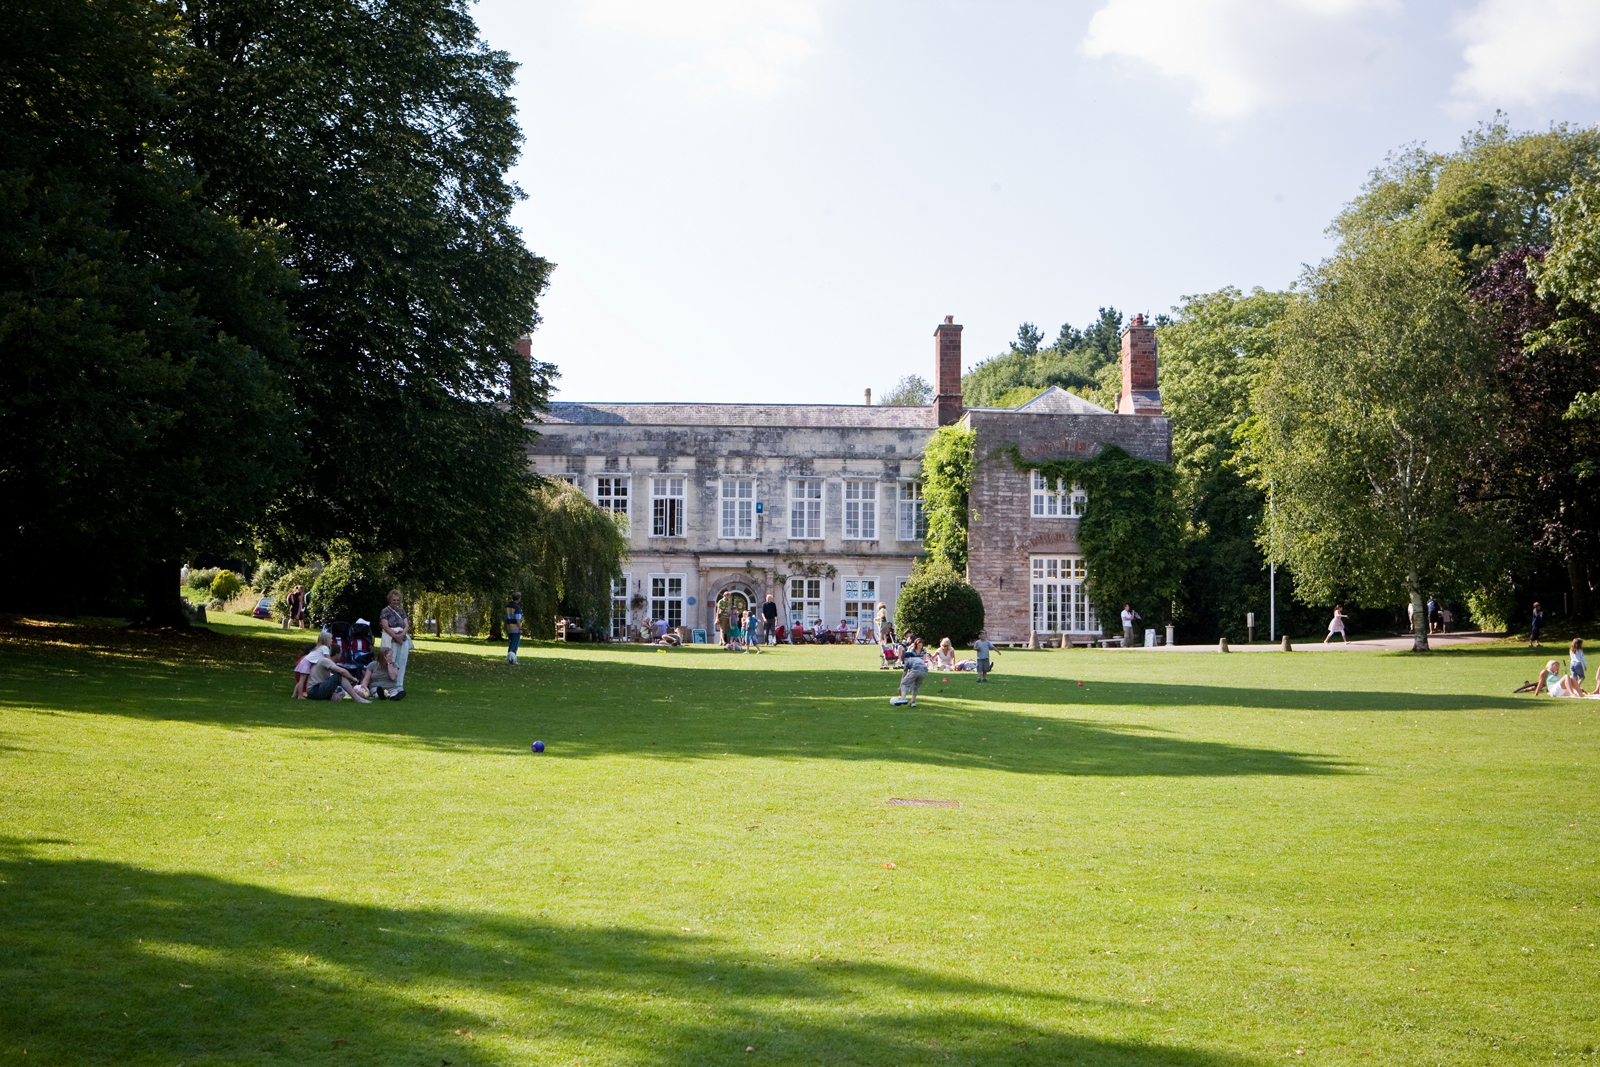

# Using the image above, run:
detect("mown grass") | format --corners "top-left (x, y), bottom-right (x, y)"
top-left (1, 615), bottom-right (1595, 1066)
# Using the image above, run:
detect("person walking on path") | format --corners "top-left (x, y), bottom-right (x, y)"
top-left (286, 584), bottom-right (306, 630)
top-left (1529, 602), bottom-right (1545, 647)
top-left (381, 589), bottom-right (411, 700)
top-left (973, 630), bottom-right (999, 682)
top-left (1427, 596), bottom-right (1440, 633)
top-left (762, 594), bottom-right (778, 646)
top-left (1324, 605), bottom-right (1348, 643)
top-left (1120, 605), bottom-right (1140, 648)
top-left (504, 592), bottom-right (523, 665)
top-left (890, 637), bottom-right (929, 706)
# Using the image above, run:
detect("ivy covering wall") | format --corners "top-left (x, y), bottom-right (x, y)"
top-left (919, 425), bottom-right (977, 570)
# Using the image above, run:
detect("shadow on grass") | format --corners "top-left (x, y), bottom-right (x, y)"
top-left (0, 620), bottom-right (1420, 778)
top-left (0, 843), bottom-right (1260, 1067)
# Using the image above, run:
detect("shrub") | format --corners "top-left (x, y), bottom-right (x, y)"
top-left (209, 570), bottom-right (244, 602)
top-left (1466, 575), bottom-right (1517, 633)
top-left (251, 559), bottom-right (288, 593)
top-left (186, 566), bottom-right (219, 592)
top-left (307, 548), bottom-right (391, 627)
top-left (895, 557), bottom-right (985, 646)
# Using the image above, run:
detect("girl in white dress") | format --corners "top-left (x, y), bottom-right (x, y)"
top-left (1324, 605), bottom-right (1348, 644)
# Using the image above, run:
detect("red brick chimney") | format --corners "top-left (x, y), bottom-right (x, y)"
top-left (515, 334), bottom-right (533, 364)
top-left (933, 315), bottom-right (963, 425)
top-left (1116, 313), bottom-right (1162, 415)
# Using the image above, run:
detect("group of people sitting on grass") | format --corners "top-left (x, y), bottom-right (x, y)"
top-left (1534, 639), bottom-right (1592, 698)
top-left (290, 589), bottom-right (412, 702)
top-left (886, 631), bottom-right (1000, 707)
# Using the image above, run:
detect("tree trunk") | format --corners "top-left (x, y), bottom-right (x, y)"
top-left (1569, 556), bottom-right (1592, 621)
top-left (489, 598), bottom-right (503, 641)
top-left (133, 558), bottom-right (190, 629)
top-left (1408, 574), bottom-right (1429, 652)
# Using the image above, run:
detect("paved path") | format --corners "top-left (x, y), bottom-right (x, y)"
top-left (1109, 632), bottom-right (1502, 653)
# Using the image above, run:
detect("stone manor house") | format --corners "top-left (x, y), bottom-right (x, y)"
top-left (525, 316), bottom-right (1171, 644)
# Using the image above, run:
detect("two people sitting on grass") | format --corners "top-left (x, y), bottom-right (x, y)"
top-left (293, 634), bottom-right (371, 703)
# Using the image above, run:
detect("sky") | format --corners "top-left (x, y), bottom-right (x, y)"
top-left (470, 0), bottom-right (1600, 404)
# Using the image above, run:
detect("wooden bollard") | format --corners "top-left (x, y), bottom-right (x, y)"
top-left (1280, 634), bottom-right (1293, 652)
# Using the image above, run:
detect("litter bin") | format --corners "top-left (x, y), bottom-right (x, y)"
top-left (1144, 628), bottom-right (1157, 647)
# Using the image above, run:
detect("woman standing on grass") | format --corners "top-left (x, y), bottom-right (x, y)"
top-left (380, 589), bottom-right (410, 700)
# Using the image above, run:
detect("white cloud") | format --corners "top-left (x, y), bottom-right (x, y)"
top-left (1082, 0), bottom-right (1398, 118)
top-left (581, 0), bottom-right (821, 96)
top-left (1452, 0), bottom-right (1600, 108)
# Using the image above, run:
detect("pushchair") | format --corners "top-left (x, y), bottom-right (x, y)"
top-left (879, 644), bottom-right (901, 669)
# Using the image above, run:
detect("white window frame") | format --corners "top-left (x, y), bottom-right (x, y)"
top-left (1031, 471), bottom-right (1086, 518)
top-left (843, 480), bottom-right (878, 541)
top-left (651, 477), bottom-right (685, 538)
top-left (1030, 555), bottom-right (1097, 634)
top-left (841, 577), bottom-right (879, 632)
top-left (720, 478), bottom-right (755, 539)
top-left (649, 573), bottom-right (685, 630)
top-left (610, 574), bottom-right (630, 639)
top-left (787, 576), bottom-right (824, 631)
top-left (897, 481), bottom-right (927, 541)
top-left (595, 476), bottom-right (629, 521)
top-left (789, 478), bottom-right (823, 540)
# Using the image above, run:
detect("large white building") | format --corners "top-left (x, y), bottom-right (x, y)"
top-left (525, 316), bottom-right (1169, 643)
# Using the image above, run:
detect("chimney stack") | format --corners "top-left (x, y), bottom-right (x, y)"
top-left (515, 334), bottom-right (533, 364)
top-left (864, 388), bottom-right (872, 406)
top-left (933, 315), bottom-right (963, 425)
top-left (1116, 313), bottom-right (1162, 415)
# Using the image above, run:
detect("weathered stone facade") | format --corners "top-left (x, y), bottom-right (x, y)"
top-left (527, 316), bottom-right (1171, 643)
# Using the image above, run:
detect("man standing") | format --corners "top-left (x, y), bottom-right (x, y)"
top-left (1121, 604), bottom-right (1140, 648)
top-left (761, 593), bottom-right (778, 646)
top-left (716, 592), bottom-right (733, 649)
top-left (505, 592), bottom-right (523, 665)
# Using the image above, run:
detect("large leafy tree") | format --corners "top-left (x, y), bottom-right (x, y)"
top-left (0, 0), bottom-right (299, 623)
top-left (1249, 226), bottom-right (1505, 651)
top-left (1468, 246), bottom-right (1600, 618)
top-left (173, 0), bottom-right (554, 595)
top-left (1159, 288), bottom-right (1291, 641)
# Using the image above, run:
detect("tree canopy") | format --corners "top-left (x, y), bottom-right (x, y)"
top-left (1248, 224), bottom-right (1504, 650)
top-left (881, 374), bottom-right (932, 407)
top-left (0, 0), bottom-right (558, 622)
top-left (962, 307), bottom-right (1125, 408)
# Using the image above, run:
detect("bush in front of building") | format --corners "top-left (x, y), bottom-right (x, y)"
top-left (896, 557), bottom-right (984, 646)
top-left (307, 545), bottom-right (392, 628)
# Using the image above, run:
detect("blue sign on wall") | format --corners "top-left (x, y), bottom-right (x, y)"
top-left (686, 597), bottom-right (696, 606)
top-left (755, 501), bottom-right (764, 513)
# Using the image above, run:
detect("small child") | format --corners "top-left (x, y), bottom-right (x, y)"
top-left (973, 630), bottom-right (999, 682)
top-left (1571, 638), bottom-right (1587, 693)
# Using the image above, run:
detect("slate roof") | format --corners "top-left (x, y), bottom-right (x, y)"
top-left (541, 402), bottom-right (940, 429)
top-left (967, 386), bottom-right (1111, 416)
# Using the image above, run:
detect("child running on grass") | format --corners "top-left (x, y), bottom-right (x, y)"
top-left (973, 630), bottom-right (999, 682)
top-left (1571, 639), bottom-right (1587, 691)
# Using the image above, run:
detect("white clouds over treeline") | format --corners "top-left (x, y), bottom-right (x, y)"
top-left (1081, 0), bottom-right (1600, 117)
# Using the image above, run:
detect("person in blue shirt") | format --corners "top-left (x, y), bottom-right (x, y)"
top-left (505, 592), bottom-right (524, 665)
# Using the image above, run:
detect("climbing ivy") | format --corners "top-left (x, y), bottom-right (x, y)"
top-left (998, 444), bottom-right (1184, 623)
top-left (919, 424), bottom-right (977, 571)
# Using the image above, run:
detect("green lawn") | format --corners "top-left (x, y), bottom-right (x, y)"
top-left (1, 615), bottom-right (1594, 1066)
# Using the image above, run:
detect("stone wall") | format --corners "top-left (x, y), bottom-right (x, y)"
top-left (964, 408), bottom-right (1171, 644)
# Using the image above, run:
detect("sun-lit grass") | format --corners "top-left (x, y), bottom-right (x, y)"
top-left (1, 613), bottom-right (1595, 1066)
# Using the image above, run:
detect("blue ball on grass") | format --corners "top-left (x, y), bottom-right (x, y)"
top-left (531, 740), bottom-right (545, 753)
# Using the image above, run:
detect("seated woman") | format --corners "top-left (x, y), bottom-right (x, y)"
top-left (1541, 660), bottom-right (1586, 697)
top-left (931, 637), bottom-right (957, 671)
top-left (366, 645), bottom-right (400, 699)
